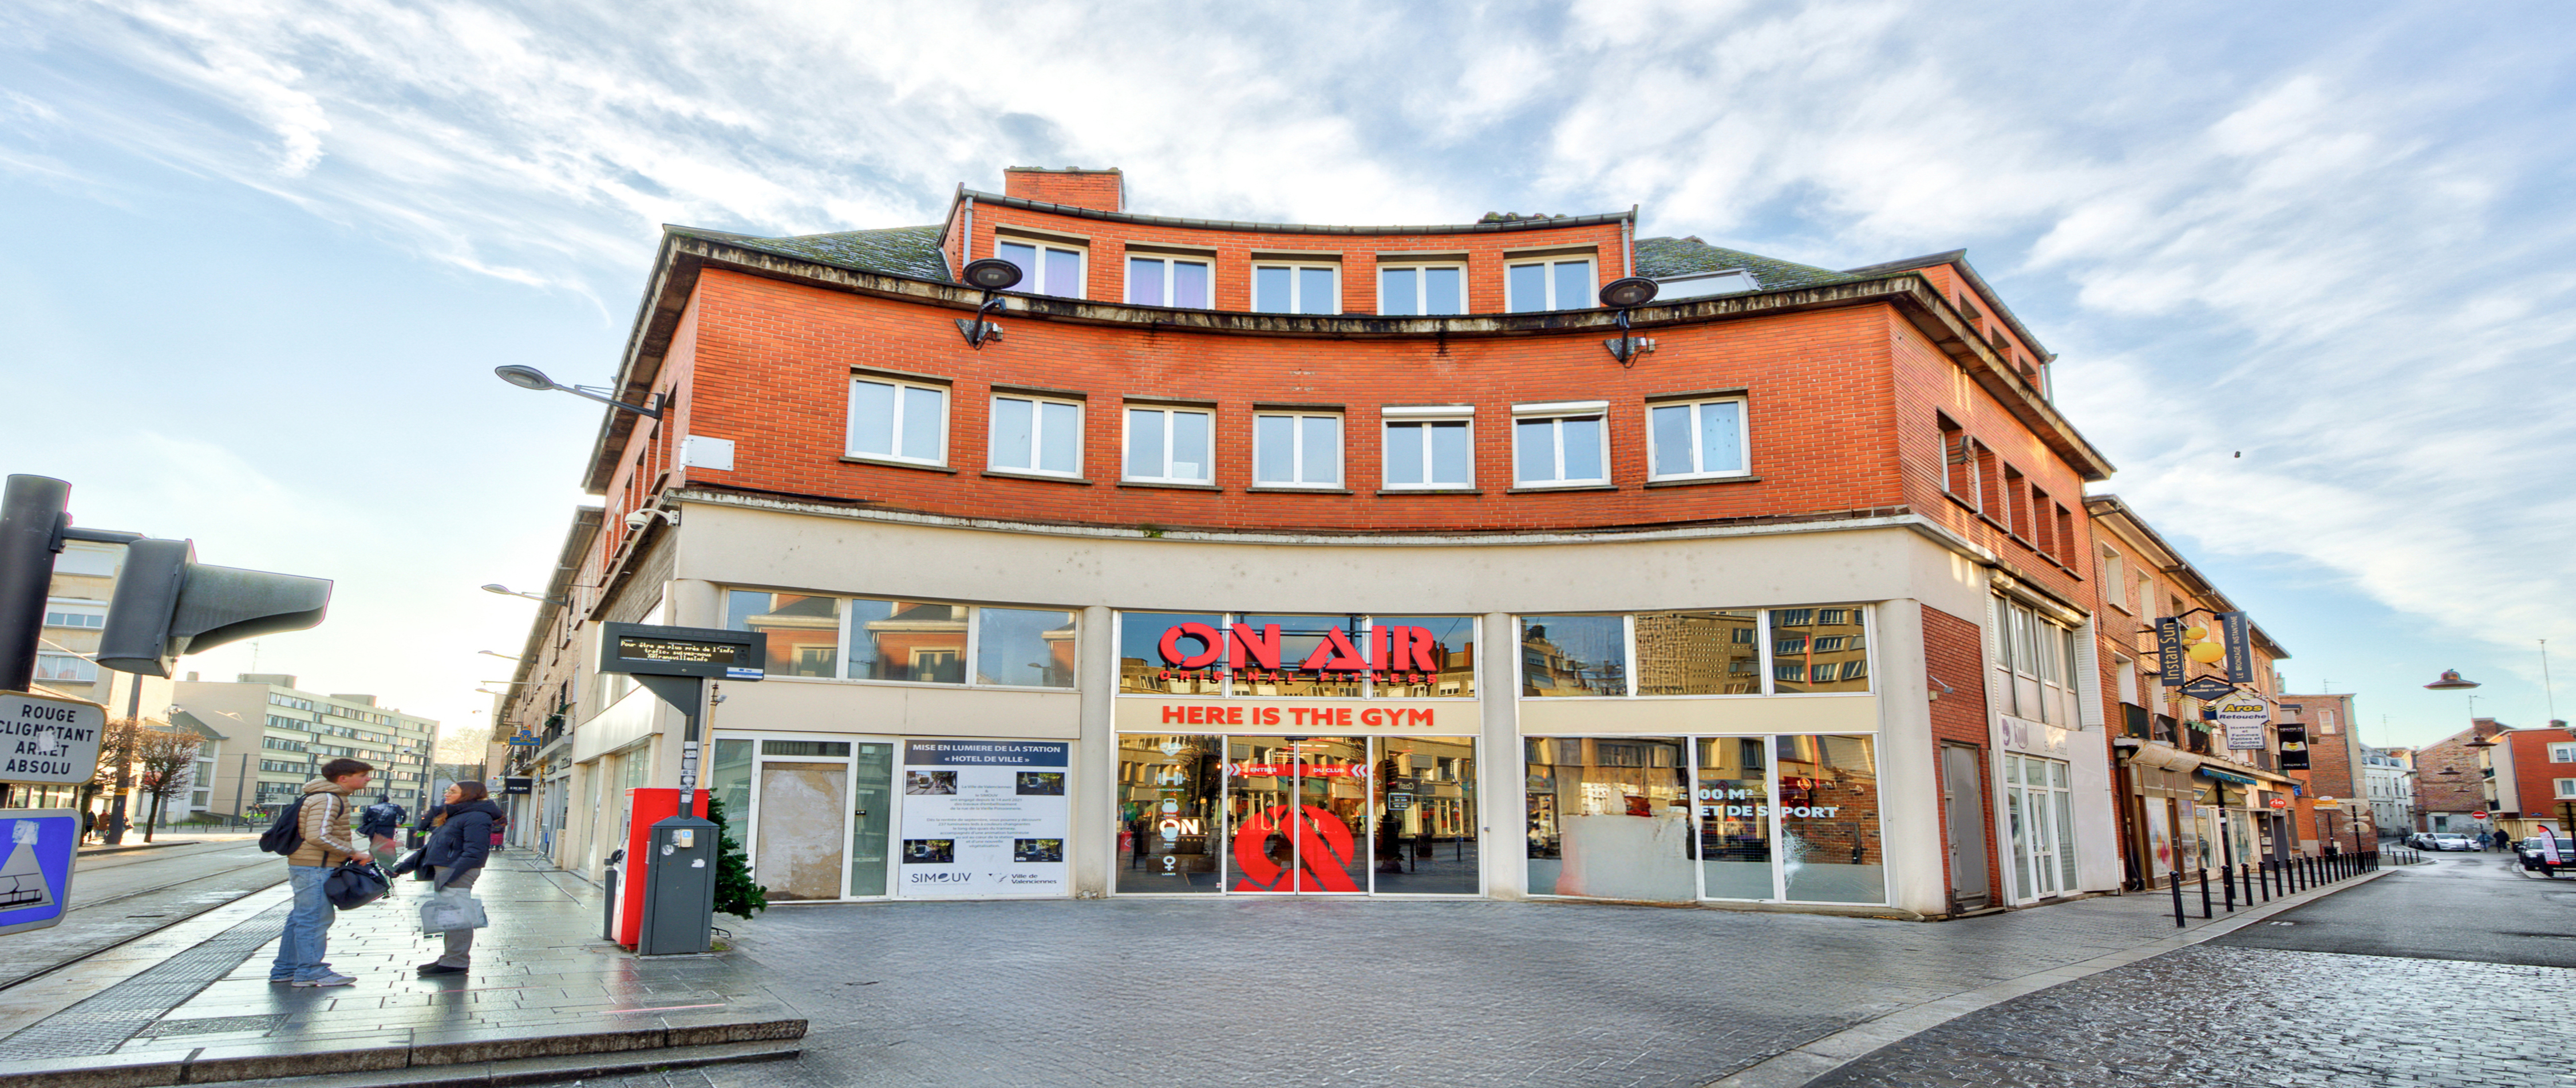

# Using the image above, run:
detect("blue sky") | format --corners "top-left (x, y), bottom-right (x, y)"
top-left (3, 1), bottom-right (2570, 748)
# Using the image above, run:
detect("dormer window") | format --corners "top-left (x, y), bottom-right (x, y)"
top-left (997, 239), bottom-right (1085, 298)
top-left (1653, 270), bottom-right (1757, 301)
top-left (1506, 257), bottom-right (1594, 313)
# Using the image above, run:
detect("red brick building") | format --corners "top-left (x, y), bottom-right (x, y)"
top-left (497, 167), bottom-right (2124, 916)
top-left (2484, 721), bottom-right (2576, 839)
top-left (2415, 718), bottom-right (2513, 834)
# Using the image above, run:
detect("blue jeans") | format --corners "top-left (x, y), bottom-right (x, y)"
top-left (269, 865), bottom-right (337, 981)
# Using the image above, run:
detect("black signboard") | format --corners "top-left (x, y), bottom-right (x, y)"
top-left (598, 622), bottom-right (764, 680)
top-left (2178, 676), bottom-right (2236, 701)
top-left (502, 777), bottom-right (533, 795)
top-left (2277, 723), bottom-right (2310, 771)
top-left (2219, 610), bottom-right (2253, 684)
top-left (2156, 618), bottom-right (2184, 687)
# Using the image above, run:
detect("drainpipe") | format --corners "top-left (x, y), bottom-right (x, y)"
top-left (1621, 207), bottom-right (1634, 278)
top-left (961, 195), bottom-right (976, 271)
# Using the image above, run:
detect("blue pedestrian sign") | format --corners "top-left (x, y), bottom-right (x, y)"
top-left (0, 809), bottom-right (77, 936)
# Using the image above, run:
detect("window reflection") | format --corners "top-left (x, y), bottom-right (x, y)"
top-left (1119, 612), bottom-right (1227, 695)
top-left (847, 598), bottom-right (967, 683)
top-left (1373, 737), bottom-right (1478, 893)
top-left (1696, 736), bottom-right (1772, 898)
top-left (1776, 735), bottom-right (1883, 902)
top-left (1637, 610), bottom-right (1760, 695)
top-left (1770, 607), bottom-right (1870, 693)
top-left (1116, 735), bottom-right (1222, 893)
top-left (1235, 616), bottom-right (1365, 698)
top-left (975, 608), bottom-right (1077, 688)
top-left (724, 591), bottom-right (842, 678)
top-left (1366, 616), bottom-right (1477, 699)
top-left (1520, 616), bottom-right (1626, 696)
top-left (1525, 736), bottom-right (1693, 901)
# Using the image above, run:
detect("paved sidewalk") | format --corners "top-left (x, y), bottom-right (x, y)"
top-left (0, 850), bottom-right (800, 1084)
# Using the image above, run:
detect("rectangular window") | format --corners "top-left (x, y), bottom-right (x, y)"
top-left (1125, 255), bottom-right (1210, 308)
top-left (1976, 443), bottom-right (2004, 519)
top-left (2001, 466), bottom-right (2029, 538)
top-left (1124, 406), bottom-right (1214, 483)
top-left (2557, 779), bottom-right (2576, 798)
top-left (35, 652), bottom-right (94, 682)
top-left (1253, 412), bottom-right (1342, 487)
top-left (975, 608), bottom-right (1077, 688)
top-left (1520, 616), bottom-right (1627, 697)
top-left (990, 395), bottom-right (1082, 477)
top-left (2029, 484), bottom-right (2054, 554)
top-left (1506, 257), bottom-right (1594, 312)
top-left (1776, 735), bottom-right (1884, 903)
top-left (1382, 407), bottom-right (1473, 490)
top-left (997, 239), bottom-right (1085, 298)
top-left (2101, 550), bottom-right (2127, 610)
top-left (1938, 415), bottom-right (1977, 504)
top-left (1647, 398), bottom-right (1748, 480)
top-left (1528, 736), bottom-right (1692, 901)
top-left (723, 591), bottom-right (843, 679)
top-left (846, 598), bottom-right (968, 684)
top-left (1634, 610), bottom-right (1760, 695)
top-left (1771, 606), bottom-right (1871, 693)
top-left (43, 600), bottom-right (106, 628)
top-left (1378, 265), bottom-right (1464, 316)
top-left (1512, 402), bottom-right (1609, 487)
top-left (2550, 743), bottom-right (2576, 763)
top-left (1253, 263), bottom-right (1338, 315)
top-left (1655, 270), bottom-right (1756, 300)
top-left (848, 376), bottom-right (947, 465)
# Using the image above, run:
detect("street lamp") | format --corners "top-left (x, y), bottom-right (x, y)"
top-left (956, 258), bottom-right (1024, 349)
top-left (480, 584), bottom-right (566, 606)
top-left (492, 365), bottom-right (663, 419)
top-left (1598, 277), bottom-right (1660, 365)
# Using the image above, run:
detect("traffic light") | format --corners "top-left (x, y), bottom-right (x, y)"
top-left (93, 538), bottom-right (333, 677)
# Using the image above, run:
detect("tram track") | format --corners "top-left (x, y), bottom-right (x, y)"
top-left (0, 845), bottom-right (287, 994)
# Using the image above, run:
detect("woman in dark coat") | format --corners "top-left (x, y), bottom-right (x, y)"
top-left (417, 782), bottom-right (504, 976)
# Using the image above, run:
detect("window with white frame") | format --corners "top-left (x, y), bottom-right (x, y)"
top-left (1378, 263), bottom-right (1465, 316)
top-left (989, 394), bottom-right (1082, 477)
top-left (1382, 406), bottom-right (1474, 490)
top-left (35, 652), bottom-right (94, 683)
top-left (996, 238), bottom-right (1085, 298)
top-left (44, 600), bottom-right (106, 628)
top-left (1252, 262), bottom-right (1339, 315)
top-left (1992, 597), bottom-right (2076, 726)
top-left (1512, 401), bottom-right (1609, 487)
top-left (1646, 397), bottom-right (1748, 480)
top-left (1253, 411), bottom-right (1341, 488)
top-left (1506, 256), bottom-right (1595, 313)
top-left (847, 375), bottom-right (947, 465)
top-left (2556, 778), bottom-right (2576, 798)
top-left (2551, 742), bottom-right (2576, 763)
top-left (1125, 254), bottom-right (1211, 308)
top-left (2100, 549), bottom-right (2127, 611)
top-left (1124, 405), bottom-right (1214, 484)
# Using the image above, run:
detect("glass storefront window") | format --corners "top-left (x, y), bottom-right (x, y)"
top-left (976, 607), bottom-right (1077, 688)
top-left (1373, 737), bottom-right (1479, 893)
top-left (1777, 735), bottom-right (1883, 902)
top-left (1366, 616), bottom-right (1477, 699)
top-left (710, 739), bottom-right (753, 819)
top-left (1526, 736), bottom-right (1693, 901)
top-left (1119, 612), bottom-right (1227, 695)
top-left (724, 591), bottom-right (843, 678)
top-left (1770, 607), bottom-right (1870, 693)
top-left (850, 743), bottom-right (892, 896)
top-left (848, 598), bottom-right (969, 683)
top-left (1237, 616), bottom-right (1365, 697)
top-left (1227, 736), bottom-right (1370, 892)
top-left (1117, 735), bottom-right (1223, 892)
top-left (1637, 610), bottom-right (1761, 695)
top-left (1520, 616), bottom-right (1627, 697)
top-left (1695, 736), bottom-right (1772, 898)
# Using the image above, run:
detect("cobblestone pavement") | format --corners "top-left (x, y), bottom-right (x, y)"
top-left (1803, 944), bottom-right (2576, 1088)
top-left (1809, 855), bottom-right (2576, 1088)
top-left (563, 885), bottom-right (2316, 1088)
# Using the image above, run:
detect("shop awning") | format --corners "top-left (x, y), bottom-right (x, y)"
top-left (2198, 766), bottom-right (2261, 786)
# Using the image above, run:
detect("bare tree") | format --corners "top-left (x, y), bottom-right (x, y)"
top-left (134, 728), bottom-right (206, 842)
top-left (89, 718), bottom-right (142, 843)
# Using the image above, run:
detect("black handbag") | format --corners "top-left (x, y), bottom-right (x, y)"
top-left (324, 860), bottom-right (390, 909)
top-left (389, 845), bottom-right (425, 875)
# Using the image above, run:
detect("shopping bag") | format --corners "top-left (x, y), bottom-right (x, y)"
top-left (418, 888), bottom-right (490, 934)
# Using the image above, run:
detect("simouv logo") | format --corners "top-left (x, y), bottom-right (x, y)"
top-left (908, 872), bottom-right (975, 884)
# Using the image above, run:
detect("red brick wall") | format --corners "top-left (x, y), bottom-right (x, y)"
top-left (673, 267), bottom-right (1909, 534)
top-left (1892, 312), bottom-right (2092, 606)
top-left (1924, 604), bottom-right (2002, 908)
top-left (1003, 168), bottom-right (1123, 212)
top-left (2507, 726), bottom-right (2575, 819)
top-left (2414, 719), bottom-right (2510, 828)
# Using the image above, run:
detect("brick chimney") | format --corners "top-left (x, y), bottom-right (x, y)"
top-left (1002, 167), bottom-right (1124, 212)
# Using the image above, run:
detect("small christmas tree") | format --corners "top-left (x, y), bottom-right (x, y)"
top-left (705, 796), bottom-right (768, 920)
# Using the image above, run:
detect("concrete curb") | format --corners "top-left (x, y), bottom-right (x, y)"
top-left (1704, 868), bottom-right (2395, 1088)
top-left (0, 1018), bottom-right (807, 1088)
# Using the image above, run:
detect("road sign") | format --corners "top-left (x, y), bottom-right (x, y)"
top-left (2178, 676), bottom-right (2236, 701)
top-left (0, 809), bottom-right (78, 936)
top-left (2269, 798), bottom-right (2289, 810)
top-left (2471, 811), bottom-right (2488, 820)
top-left (2215, 693), bottom-right (2270, 750)
top-left (0, 691), bottom-right (105, 786)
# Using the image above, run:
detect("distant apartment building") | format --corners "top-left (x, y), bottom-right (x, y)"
top-left (172, 675), bottom-right (438, 815)
top-left (2361, 746), bottom-right (2415, 840)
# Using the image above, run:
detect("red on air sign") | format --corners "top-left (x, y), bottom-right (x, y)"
top-left (1159, 622), bottom-right (1444, 673)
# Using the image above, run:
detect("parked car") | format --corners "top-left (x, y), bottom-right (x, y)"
top-left (2405, 832), bottom-right (2436, 849)
top-left (2514, 837), bottom-right (2567, 873)
top-left (2428, 833), bottom-right (2479, 851)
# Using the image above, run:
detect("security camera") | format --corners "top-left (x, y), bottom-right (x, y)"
top-left (625, 508), bottom-right (678, 530)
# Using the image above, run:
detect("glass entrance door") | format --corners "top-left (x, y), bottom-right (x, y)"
top-left (1226, 736), bottom-right (1369, 894)
top-left (2005, 754), bottom-right (2073, 902)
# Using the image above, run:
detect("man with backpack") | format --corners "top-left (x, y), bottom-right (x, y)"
top-left (262, 758), bottom-right (375, 987)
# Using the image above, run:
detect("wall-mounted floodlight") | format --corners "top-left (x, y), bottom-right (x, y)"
top-left (957, 258), bottom-right (1024, 349)
top-left (480, 583), bottom-right (567, 606)
top-left (1599, 277), bottom-right (1660, 365)
top-left (492, 365), bottom-right (663, 419)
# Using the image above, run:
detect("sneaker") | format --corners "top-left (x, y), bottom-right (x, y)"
top-left (293, 973), bottom-right (358, 987)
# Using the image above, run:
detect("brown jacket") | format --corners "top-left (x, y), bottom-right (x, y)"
top-left (286, 779), bottom-right (367, 866)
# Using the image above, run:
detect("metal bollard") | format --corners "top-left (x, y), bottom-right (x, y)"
top-left (2225, 864), bottom-right (2237, 912)
top-left (2171, 871), bottom-right (2185, 928)
top-left (2199, 867), bottom-right (2212, 919)
top-left (2259, 861), bottom-right (2271, 902)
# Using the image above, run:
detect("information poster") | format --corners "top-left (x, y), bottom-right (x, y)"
top-left (897, 740), bottom-right (1069, 897)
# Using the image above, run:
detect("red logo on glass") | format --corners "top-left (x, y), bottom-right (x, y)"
top-left (1230, 803), bottom-right (1360, 892)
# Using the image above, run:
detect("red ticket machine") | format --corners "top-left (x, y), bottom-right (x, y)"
top-left (613, 787), bottom-right (709, 948)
